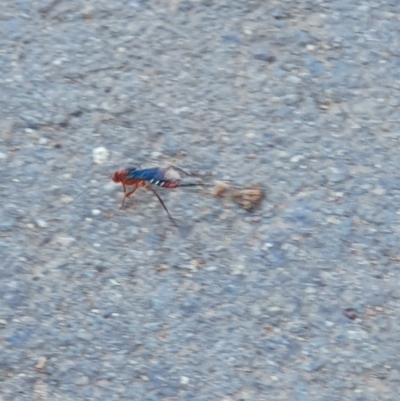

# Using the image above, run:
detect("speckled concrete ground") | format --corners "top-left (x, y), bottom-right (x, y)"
top-left (1, 1), bottom-right (400, 400)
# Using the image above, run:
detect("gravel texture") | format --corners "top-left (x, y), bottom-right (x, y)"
top-left (1, 0), bottom-right (400, 400)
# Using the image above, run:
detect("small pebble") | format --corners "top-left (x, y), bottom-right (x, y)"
top-left (304, 287), bottom-right (316, 294)
top-left (75, 375), bottom-right (89, 386)
top-left (0, 152), bottom-right (8, 160)
top-left (55, 235), bottom-right (75, 246)
top-left (290, 155), bottom-right (305, 163)
top-left (326, 217), bottom-right (340, 225)
top-left (180, 376), bottom-right (190, 385)
top-left (372, 186), bottom-right (386, 196)
top-left (38, 137), bottom-right (49, 145)
top-left (348, 329), bottom-right (369, 340)
top-left (91, 209), bottom-right (101, 216)
top-left (286, 75), bottom-right (301, 84)
top-left (35, 356), bottom-right (47, 370)
top-left (92, 146), bottom-right (110, 164)
top-left (254, 53), bottom-right (276, 62)
top-left (344, 308), bottom-right (358, 320)
top-left (61, 195), bottom-right (74, 204)
top-left (326, 167), bottom-right (348, 183)
top-left (151, 151), bottom-right (162, 159)
top-left (268, 306), bottom-right (281, 313)
top-left (35, 219), bottom-right (48, 228)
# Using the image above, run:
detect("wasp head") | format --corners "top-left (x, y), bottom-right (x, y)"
top-left (110, 169), bottom-right (128, 183)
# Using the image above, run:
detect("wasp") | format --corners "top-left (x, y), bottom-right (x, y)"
top-left (111, 166), bottom-right (202, 225)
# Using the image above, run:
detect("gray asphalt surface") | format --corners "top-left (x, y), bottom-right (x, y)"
top-left (1, 0), bottom-right (400, 400)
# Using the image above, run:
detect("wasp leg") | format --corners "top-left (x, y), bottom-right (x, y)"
top-left (121, 184), bottom-right (138, 208)
top-left (164, 165), bottom-right (192, 177)
top-left (146, 185), bottom-right (178, 226)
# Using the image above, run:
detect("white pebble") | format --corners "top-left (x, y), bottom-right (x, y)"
top-left (151, 151), bottom-right (162, 159)
top-left (56, 235), bottom-right (75, 246)
top-left (91, 209), bottom-right (101, 216)
top-left (36, 219), bottom-right (48, 228)
top-left (61, 195), bottom-right (74, 204)
top-left (286, 75), bottom-right (301, 84)
top-left (262, 243), bottom-right (274, 250)
top-left (305, 286), bottom-right (316, 294)
top-left (372, 186), bottom-right (386, 196)
top-left (326, 217), bottom-right (341, 225)
top-left (348, 329), bottom-right (369, 340)
top-left (0, 152), bottom-right (7, 160)
top-left (290, 155), bottom-right (305, 163)
top-left (38, 137), bottom-right (49, 145)
top-left (268, 306), bottom-right (281, 313)
top-left (180, 376), bottom-right (190, 385)
top-left (92, 146), bottom-right (110, 165)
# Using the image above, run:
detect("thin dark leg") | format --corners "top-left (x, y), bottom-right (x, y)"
top-left (165, 165), bottom-right (192, 177)
top-left (147, 185), bottom-right (178, 226)
top-left (165, 165), bottom-right (211, 181)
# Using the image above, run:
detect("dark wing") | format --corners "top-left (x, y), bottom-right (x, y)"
top-left (125, 167), bottom-right (165, 181)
